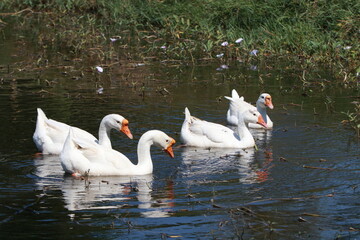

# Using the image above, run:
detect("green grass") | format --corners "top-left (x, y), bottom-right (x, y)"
top-left (0, 0), bottom-right (359, 73)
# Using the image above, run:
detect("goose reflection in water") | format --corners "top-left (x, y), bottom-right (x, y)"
top-left (180, 145), bottom-right (273, 184)
top-left (250, 127), bottom-right (272, 144)
top-left (33, 155), bottom-right (175, 218)
top-left (219, 124), bottom-right (274, 182)
top-left (33, 155), bottom-right (64, 188)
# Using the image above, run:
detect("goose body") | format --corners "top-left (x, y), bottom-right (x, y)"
top-left (60, 129), bottom-right (175, 176)
top-left (225, 90), bottom-right (274, 129)
top-left (180, 107), bottom-right (266, 149)
top-left (33, 108), bottom-right (133, 155)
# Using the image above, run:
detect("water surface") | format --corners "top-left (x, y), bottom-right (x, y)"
top-left (0, 27), bottom-right (359, 239)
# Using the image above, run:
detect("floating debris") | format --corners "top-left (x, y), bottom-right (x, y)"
top-left (96, 87), bottom-right (104, 94)
top-left (303, 165), bottom-right (334, 171)
top-left (161, 233), bottom-right (182, 239)
top-left (96, 66), bottom-right (104, 73)
top-left (135, 63), bottom-right (145, 67)
top-left (216, 53), bottom-right (224, 58)
top-left (157, 87), bottom-right (171, 96)
top-left (235, 38), bottom-right (244, 44)
top-left (110, 36), bottom-right (121, 42)
top-left (186, 194), bottom-right (195, 198)
top-left (212, 203), bottom-right (222, 208)
top-left (220, 64), bottom-right (229, 69)
top-left (302, 213), bottom-right (324, 218)
top-left (250, 49), bottom-right (259, 56)
top-left (349, 227), bottom-right (360, 231)
top-left (221, 41), bottom-right (229, 47)
top-left (250, 65), bottom-right (258, 71)
top-left (297, 217), bottom-right (308, 222)
top-left (216, 64), bottom-right (229, 71)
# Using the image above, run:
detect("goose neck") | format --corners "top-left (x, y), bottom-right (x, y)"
top-left (136, 133), bottom-right (154, 172)
top-left (98, 120), bottom-right (112, 149)
top-left (236, 118), bottom-right (251, 140)
top-left (257, 104), bottom-right (268, 124)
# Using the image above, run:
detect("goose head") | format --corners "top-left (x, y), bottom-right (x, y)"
top-left (257, 93), bottom-right (274, 109)
top-left (242, 108), bottom-right (268, 128)
top-left (103, 114), bottom-right (133, 139)
top-left (151, 130), bottom-right (176, 158)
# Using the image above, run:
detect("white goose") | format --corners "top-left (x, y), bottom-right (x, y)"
top-left (33, 108), bottom-right (133, 155)
top-left (225, 89), bottom-right (274, 129)
top-left (60, 129), bottom-right (176, 176)
top-left (180, 107), bottom-right (267, 149)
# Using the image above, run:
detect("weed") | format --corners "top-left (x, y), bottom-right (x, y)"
top-left (342, 102), bottom-right (360, 137)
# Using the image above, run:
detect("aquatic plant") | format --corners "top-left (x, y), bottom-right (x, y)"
top-left (342, 102), bottom-right (360, 137)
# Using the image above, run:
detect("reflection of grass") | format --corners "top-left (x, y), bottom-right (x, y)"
top-left (342, 102), bottom-right (360, 137)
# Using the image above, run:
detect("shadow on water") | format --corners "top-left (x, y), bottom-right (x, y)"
top-left (0, 25), bottom-right (359, 239)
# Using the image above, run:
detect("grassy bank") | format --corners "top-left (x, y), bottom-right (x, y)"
top-left (1, 1), bottom-right (359, 64)
top-left (0, 1), bottom-right (359, 85)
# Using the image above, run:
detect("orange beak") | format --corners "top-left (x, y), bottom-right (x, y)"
top-left (164, 138), bottom-right (176, 158)
top-left (121, 119), bottom-right (133, 139)
top-left (257, 115), bottom-right (268, 128)
top-left (265, 97), bottom-right (274, 109)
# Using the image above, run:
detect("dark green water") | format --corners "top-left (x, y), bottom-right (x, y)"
top-left (0, 26), bottom-right (359, 239)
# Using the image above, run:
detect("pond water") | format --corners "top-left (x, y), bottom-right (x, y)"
top-left (0, 26), bottom-right (359, 239)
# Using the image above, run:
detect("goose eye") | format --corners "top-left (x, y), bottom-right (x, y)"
top-left (166, 139), bottom-right (169, 142)
top-left (116, 120), bottom-right (120, 124)
top-left (261, 96), bottom-right (265, 99)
